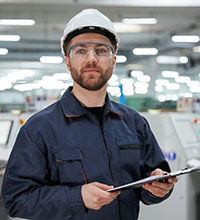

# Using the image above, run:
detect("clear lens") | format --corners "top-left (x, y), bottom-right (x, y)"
top-left (69, 42), bottom-right (113, 59)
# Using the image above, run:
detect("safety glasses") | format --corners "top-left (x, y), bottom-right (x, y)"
top-left (68, 41), bottom-right (114, 59)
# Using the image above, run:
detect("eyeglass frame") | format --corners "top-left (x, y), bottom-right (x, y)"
top-left (67, 41), bottom-right (114, 59)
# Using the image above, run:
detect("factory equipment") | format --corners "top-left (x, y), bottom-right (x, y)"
top-left (139, 112), bottom-right (200, 220)
top-left (0, 113), bottom-right (32, 220)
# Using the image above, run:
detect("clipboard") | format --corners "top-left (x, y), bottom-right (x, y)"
top-left (107, 164), bottom-right (200, 192)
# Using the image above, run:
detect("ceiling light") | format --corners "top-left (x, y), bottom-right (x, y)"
top-left (193, 45), bottom-right (200, 53)
top-left (116, 55), bottom-right (127, 63)
top-left (155, 85), bottom-right (163, 92)
top-left (175, 76), bottom-right (190, 83)
top-left (190, 86), bottom-right (200, 93)
top-left (158, 95), bottom-right (166, 102)
top-left (184, 92), bottom-right (193, 98)
top-left (107, 86), bottom-right (121, 97)
top-left (137, 75), bottom-right (151, 82)
top-left (187, 80), bottom-right (200, 87)
top-left (123, 84), bottom-right (134, 96)
top-left (53, 73), bottom-right (71, 81)
top-left (179, 56), bottom-right (188, 64)
top-left (155, 79), bottom-right (169, 86)
top-left (113, 22), bottom-right (142, 33)
top-left (131, 70), bottom-right (144, 78)
top-left (0, 48), bottom-right (8, 55)
top-left (161, 71), bottom-right (179, 78)
top-left (135, 82), bottom-right (149, 88)
top-left (0, 19), bottom-right (35, 26)
top-left (120, 78), bottom-right (134, 85)
top-left (156, 55), bottom-right (188, 64)
top-left (171, 35), bottom-right (200, 43)
top-left (135, 87), bottom-right (148, 94)
top-left (122, 18), bottom-right (157, 24)
top-left (166, 83), bottom-right (180, 90)
top-left (40, 56), bottom-right (63, 64)
top-left (0, 35), bottom-right (20, 41)
top-left (133, 48), bottom-right (158, 55)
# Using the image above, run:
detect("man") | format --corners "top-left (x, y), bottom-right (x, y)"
top-left (1, 9), bottom-right (177, 220)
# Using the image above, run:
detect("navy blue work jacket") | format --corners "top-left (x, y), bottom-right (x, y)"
top-left (1, 87), bottom-right (171, 220)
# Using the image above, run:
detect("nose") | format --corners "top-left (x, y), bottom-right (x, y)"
top-left (86, 49), bottom-right (97, 63)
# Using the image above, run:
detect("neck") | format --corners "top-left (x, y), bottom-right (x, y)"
top-left (71, 83), bottom-right (107, 107)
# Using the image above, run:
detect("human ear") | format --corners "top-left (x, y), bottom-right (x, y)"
top-left (64, 56), bottom-right (71, 72)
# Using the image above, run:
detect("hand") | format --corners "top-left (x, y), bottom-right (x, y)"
top-left (142, 168), bottom-right (178, 197)
top-left (81, 182), bottom-right (120, 210)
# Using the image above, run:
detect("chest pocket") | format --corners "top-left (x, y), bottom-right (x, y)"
top-left (53, 148), bottom-right (87, 186)
top-left (116, 135), bottom-right (144, 182)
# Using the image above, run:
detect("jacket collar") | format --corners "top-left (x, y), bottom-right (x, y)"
top-left (61, 86), bottom-right (122, 118)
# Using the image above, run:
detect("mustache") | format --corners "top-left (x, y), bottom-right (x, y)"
top-left (80, 64), bottom-right (103, 73)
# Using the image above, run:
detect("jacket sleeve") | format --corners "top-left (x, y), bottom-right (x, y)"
top-left (137, 116), bottom-right (173, 205)
top-left (1, 126), bottom-right (87, 220)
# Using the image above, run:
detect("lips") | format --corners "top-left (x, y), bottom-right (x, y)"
top-left (82, 68), bottom-right (99, 73)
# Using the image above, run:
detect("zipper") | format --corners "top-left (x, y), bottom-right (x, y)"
top-left (88, 112), bottom-right (121, 220)
top-left (99, 122), bottom-right (115, 183)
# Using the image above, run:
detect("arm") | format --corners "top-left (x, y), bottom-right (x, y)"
top-left (137, 116), bottom-right (177, 204)
top-left (1, 126), bottom-right (86, 220)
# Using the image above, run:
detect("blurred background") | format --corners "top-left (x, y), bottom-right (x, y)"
top-left (0, 1), bottom-right (200, 220)
top-left (0, 0), bottom-right (199, 113)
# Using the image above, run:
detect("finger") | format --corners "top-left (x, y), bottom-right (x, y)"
top-left (168, 177), bottom-right (178, 183)
top-left (93, 182), bottom-right (114, 191)
top-left (151, 181), bottom-right (174, 190)
top-left (142, 183), bottom-right (169, 197)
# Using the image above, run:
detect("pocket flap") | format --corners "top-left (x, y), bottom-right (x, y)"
top-left (54, 148), bottom-right (81, 161)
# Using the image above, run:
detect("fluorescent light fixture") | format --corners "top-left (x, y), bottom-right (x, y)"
top-left (184, 92), bottom-right (193, 98)
top-left (122, 18), bottom-right (157, 24)
top-left (0, 19), bottom-right (35, 26)
top-left (158, 95), bottom-right (166, 102)
top-left (171, 35), bottom-right (200, 43)
top-left (137, 75), bottom-right (151, 82)
top-left (53, 73), bottom-right (71, 81)
top-left (179, 56), bottom-right (188, 64)
top-left (120, 78), bottom-right (134, 85)
top-left (123, 84), bottom-right (134, 96)
top-left (193, 45), bottom-right (200, 53)
top-left (107, 86), bottom-right (121, 97)
top-left (113, 22), bottom-right (142, 33)
top-left (131, 70), bottom-right (144, 78)
top-left (135, 82), bottom-right (149, 88)
top-left (175, 76), bottom-right (190, 83)
top-left (40, 56), bottom-right (63, 64)
top-left (14, 83), bottom-right (40, 91)
top-left (0, 35), bottom-right (20, 41)
top-left (116, 55), bottom-right (127, 63)
top-left (133, 48), bottom-right (158, 55)
top-left (187, 80), bottom-right (200, 87)
top-left (155, 79), bottom-right (169, 86)
top-left (39, 77), bottom-right (66, 90)
top-left (108, 74), bottom-right (119, 86)
top-left (0, 79), bottom-right (12, 90)
top-left (156, 55), bottom-right (188, 64)
top-left (155, 85), bottom-right (163, 92)
top-left (135, 87), bottom-right (148, 94)
top-left (161, 71), bottom-right (179, 78)
top-left (166, 83), bottom-right (180, 90)
top-left (0, 48), bottom-right (8, 55)
top-left (190, 86), bottom-right (200, 93)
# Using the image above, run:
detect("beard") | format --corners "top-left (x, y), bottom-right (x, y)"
top-left (69, 63), bottom-right (113, 91)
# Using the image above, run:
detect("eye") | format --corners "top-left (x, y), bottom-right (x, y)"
top-left (95, 47), bottom-right (109, 55)
top-left (74, 48), bottom-right (87, 55)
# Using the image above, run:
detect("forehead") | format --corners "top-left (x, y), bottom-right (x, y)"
top-left (69, 33), bottom-right (112, 47)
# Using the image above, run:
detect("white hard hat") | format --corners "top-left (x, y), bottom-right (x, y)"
top-left (61, 8), bottom-right (119, 55)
